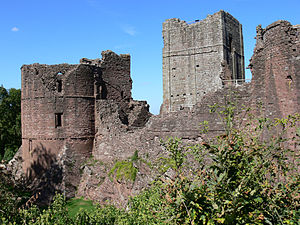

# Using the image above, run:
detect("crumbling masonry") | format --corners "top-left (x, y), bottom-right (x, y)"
top-left (21, 50), bottom-right (151, 198)
top-left (161, 11), bottom-right (245, 113)
top-left (18, 11), bottom-right (299, 205)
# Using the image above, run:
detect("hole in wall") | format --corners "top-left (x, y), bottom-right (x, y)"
top-left (55, 113), bottom-right (63, 128)
top-left (29, 139), bottom-right (32, 153)
top-left (57, 80), bottom-right (62, 92)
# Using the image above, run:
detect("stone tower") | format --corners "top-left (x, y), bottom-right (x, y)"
top-left (21, 51), bottom-right (132, 196)
top-left (161, 10), bottom-right (245, 113)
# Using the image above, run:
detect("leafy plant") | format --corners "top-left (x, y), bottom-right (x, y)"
top-left (109, 150), bottom-right (140, 182)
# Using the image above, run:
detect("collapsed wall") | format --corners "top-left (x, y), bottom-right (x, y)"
top-left (18, 17), bottom-right (299, 206)
top-left (80, 20), bottom-right (299, 206)
top-left (21, 50), bottom-right (151, 201)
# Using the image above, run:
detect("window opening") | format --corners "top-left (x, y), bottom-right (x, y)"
top-left (57, 80), bottom-right (62, 92)
top-left (55, 113), bottom-right (63, 128)
top-left (29, 139), bottom-right (32, 153)
top-left (228, 34), bottom-right (232, 51)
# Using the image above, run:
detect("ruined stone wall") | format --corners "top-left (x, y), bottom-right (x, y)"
top-left (21, 64), bottom-right (95, 180)
top-left (21, 50), bottom-right (150, 199)
top-left (222, 12), bottom-right (245, 80)
top-left (86, 20), bottom-right (299, 206)
top-left (162, 10), bottom-right (244, 113)
top-left (99, 51), bottom-right (132, 102)
top-left (249, 21), bottom-right (299, 120)
top-left (19, 17), bottom-right (299, 206)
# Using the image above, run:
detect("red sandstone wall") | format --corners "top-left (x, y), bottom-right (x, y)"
top-left (93, 21), bottom-right (299, 162)
top-left (100, 51), bottom-right (132, 102)
top-left (21, 63), bottom-right (95, 179)
top-left (21, 50), bottom-right (139, 200)
top-left (250, 21), bottom-right (299, 119)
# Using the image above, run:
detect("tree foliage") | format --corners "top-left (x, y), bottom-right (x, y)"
top-left (0, 85), bottom-right (21, 161)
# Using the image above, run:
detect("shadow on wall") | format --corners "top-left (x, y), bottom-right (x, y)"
top-left (26, 143), bottom-right (56, 179)
top-left (26, 143), bottom-right (63, 205)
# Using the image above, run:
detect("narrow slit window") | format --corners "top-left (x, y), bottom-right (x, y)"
top-left (29, 139), bottom-right (32, 152)
top-left (228, 34), bottom-right (232, 51)
top-left (55, 113), bottom-right (63, 128)
top-left (57, 80), bottom-right (62, 92)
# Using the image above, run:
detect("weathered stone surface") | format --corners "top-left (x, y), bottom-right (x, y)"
top-left (249, 20), bottom-right (300, 120)
top-left (17, 14), bottom-right (299, 207)
top-left (6, 146), bottom-right (25, 183)
top-left (87, 19), bottom-right (299, 206)
top-left (20, 50), bottom-right (151, 201)
top-left (161, 10), bottom-right (245, 113)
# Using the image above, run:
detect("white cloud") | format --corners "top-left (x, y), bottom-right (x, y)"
top-left (11, 27), bottom-right (19, 32)
top-left (122, 24), bottom-right (137, 36)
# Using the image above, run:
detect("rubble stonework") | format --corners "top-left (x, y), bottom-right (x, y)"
top-left (21, 50), bottom-right (151, 198)
top-left (79, 19), bottom-right (299, 205)
top-left (18, 12), bottom-right (299, 205)
top-left (161, 10), bottom-right (245, 113)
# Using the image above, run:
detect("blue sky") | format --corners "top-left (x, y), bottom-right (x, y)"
top-left (1, 0), bottom-right (299, 114)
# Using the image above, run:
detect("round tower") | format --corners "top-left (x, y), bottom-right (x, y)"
top-left (21, 63), bottom-right (95, 182)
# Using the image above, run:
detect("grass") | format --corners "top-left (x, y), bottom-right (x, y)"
top-left (66, 197), bottom-right (96, 218)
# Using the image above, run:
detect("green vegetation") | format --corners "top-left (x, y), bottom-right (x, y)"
top-left (0, 102), bottom-right (299, 224)
top-left (66, 197), bottom-right (96, 218)
top-left (0, 171), bottom-right (30, 223)
top-left (109, 150), bottom-right (139, 182)
top-left (0, 85), bottom-right (21, 162)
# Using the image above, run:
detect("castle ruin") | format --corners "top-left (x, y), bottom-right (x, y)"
top-left (21, 50), bottom-right (151, 197)
top-left (13, 10), bottom-right (299, 205)
top-left (161, 11), bottom-right (245, 113)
